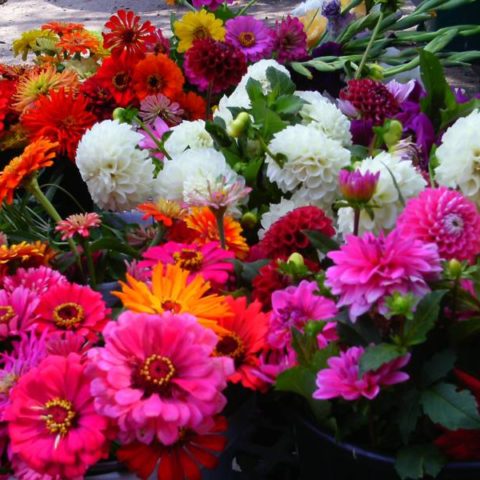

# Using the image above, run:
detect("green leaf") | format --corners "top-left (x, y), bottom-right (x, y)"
top-left (303, 230), bottom-right (340, 254)
top-left (336, 313), bottom-right (382, 346)
top-left (250, 102), bottom-right (286, 139)
top-left (242, 157), bottom-right (263, 185)
top-left (311, 343), bottom-right (339, 372)
top-left (245, 78), bottom-right (264, 104)
top-left (421, 382), bottom-right (480, 430)
top-left (233, 259), bottom-right (269, 284)
top-left (402, 290), bottom-right (447, 347)
top-left (397, 389), bottom-right (422, 444)
top-left (421, 349), bottom-right (456, 387)
top-left (205, 121), bottom-right (232, 148)
top-left (359, 343), bottom-right (406, 376)
top-left (395, 444), bottom-right (446, 480)
top-left (272, 95), bottom-right (306, 116)
top-left (265, 66), bottom-right (296, 97)
top-left (440, 98), bottom-right (480, 130)
top-left (450, 316), bottom-right (480, 342)
top-left (290, 62), bottom-right (313, 79)
top-left (89, 237), bottom-right (139, 258)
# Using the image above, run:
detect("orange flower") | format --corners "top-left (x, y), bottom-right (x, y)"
top-left (0, 138), bottom-right (57, 204)
top-left (137, 198), bottom-right (185, 226)
top-left (41, 22), bottom-right (85, 36)
top-left (114, 263), bottom-right (232, 333)
top-left (184, 207), bottom-right (249, 259)
top-left (21, 89), bottom-right (96, 160)
top-left (0, 241), bottom-right (56, 277)
top-left (57, 30), bottom-right (101, 55)
top-left (133, 54), bottom-right (184, 101)
top-left (175, 91), bottom-right (206, 121)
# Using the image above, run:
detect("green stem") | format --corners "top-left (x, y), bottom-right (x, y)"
top-left (81, 238), bottom-right (96, 288)
top-left (353, 208), bottom-right (361, 236)
top-left (257, 134), bottom-right (283, 167)
top-left (213, 208), bottom-right (226, 250)
top-left (238, 0), bottom-right (258, 16)
top-left (177, 0), bottom-right (196, 11)
top-left (26, 177), bottom-right (81, 265)
top-left (135, 117), bottom-right (172, 161)
top-left (354, 11), bottom-right (384, 79)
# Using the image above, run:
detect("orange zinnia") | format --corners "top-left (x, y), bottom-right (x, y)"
top-left (57, 30), bottom-right (101, 55)
top-left (133, 54), bottom-right (184, 101)
top-left (114, 263), bottom-right (232, 333)
top-left (175, 90), bottom-right (206, 121)
top-left (41, 22), bottom-right (85, 36)
top-left (137, 198), bottom-right (185, 226)
top-left (0, 138), bottom-right (57, 204)
top-left (0, 241), bottom-right (56, 277)
top-left (184, 207), bottom-right (249, 260)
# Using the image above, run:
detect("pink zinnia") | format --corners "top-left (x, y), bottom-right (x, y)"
top-left (270, 280), bottom-right (338, 350)
top-left (138, 241), bottom-right (235, 286)
top-left (313, 346), bottom-right (410, 401)
top-left (0, 287), bottom-right (39, 339)
top-left (272, 16), bottom-right (307, 64)
top-left (6, 353), bottom-right (112, 478)
top-left (226, 16), bottom-right (273, 62)
top-left (86, 311), bottom-right (233, 445)
top-left (55, 212), bottom-right (101, 240)
top-left (2, 266), bottom-right (67, 295)
top-left (397, 187), bottom-right (480, 263)
top-left (35, 283), bottom-right (110, 339)
top-left (325, 231), bottom-right (442, 321)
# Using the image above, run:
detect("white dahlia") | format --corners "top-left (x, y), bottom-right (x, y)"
top-left (296, 90), bottom-right (352, 146)
top-left (164, 120), bottom-right (214, 157)
top-left (435, 109), bottom-right (480, 205)
top-left (337, 151), bottom-right (427, 235)
top-left (76, 120), bottom-right (156, 211)
top-left (265, 124), bottom-right (350, 211)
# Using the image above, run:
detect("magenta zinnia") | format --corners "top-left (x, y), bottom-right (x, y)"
top-left (2, 266), bottom-right (67, 295)
top-left (272, 16), bottom-right (308, 64)
top-left (325, 230), bottom-right (442, 321)
top-left (397, 187), bottom-right (480, 263)
top-left (0, 287), bottom-right (39, 340)
top-left (86, 311), bottom-right (233, 445)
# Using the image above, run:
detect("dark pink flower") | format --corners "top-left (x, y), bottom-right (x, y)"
top-left (339, 169), bottom-right (379, 204)
top-left (55, 212), bottom-right (101, 240)
top-left (0, 287), bottom-right (39, 340)
top-left (272, 16), bottom-right (307, 64)
top-left (2, 266), bottom-right (67, 295)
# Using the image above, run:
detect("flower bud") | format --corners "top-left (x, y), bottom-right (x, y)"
top-left (241, 211), bottom-right (258, 229)
top-left (338, 169), bottom-right (379, 204)
top-left (288, 252), bottom-right (305, 267)
top-left (367, 63), bottom-right (384, 81)
top-left (446, 259), bottom-right (463, 279)
top-left (383, 120), bottom-right (403, 148)
top-left (228, 112), bottom-right (250, 138)
top-left (112, 107), bottom-right (126, 122)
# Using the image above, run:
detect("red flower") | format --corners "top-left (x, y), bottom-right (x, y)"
top-left (252, 260), bottom-right (290, 310)
top-left (94, 55), bottom-right (137, 107)
top-left (21, 89), bottom-right (96, 161)
top-left (175, 91), bottom-right (206, 121)
top-left (80, 75), bottom-right (116, 120)
top-left (0, 79), bottom-right (17, 137)
top-left (340, 79), bottom-right (399, 125)
top-left (183, 39), bottom-right (247, 94)
top-left (103, 9), bottom-right (157, 60)
top-left (117, 416), bottom-right (228, 480)
top-left (257, 206), bottom-right (335, 260)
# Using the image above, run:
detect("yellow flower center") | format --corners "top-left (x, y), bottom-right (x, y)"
top-left (214, 331), bottom-right (244, 360)
top-left (173, 249), bottom-right (204, 271)
top-left (53, 302), bottom-right (84, 329)
top-left (238, 31), bottom-right (256, 48)
top-left (140, 354), bottom-right (175, 386)
top-left (43, 398), bottom-right (76, 436)
top-left (0, 306), bottom-right (15, 323)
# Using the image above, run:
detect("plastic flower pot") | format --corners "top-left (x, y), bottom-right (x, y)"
top-left (295, 413), bottom-right (480, 480)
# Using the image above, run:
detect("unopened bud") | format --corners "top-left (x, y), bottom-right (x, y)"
top-left (112, 107), bottom-right (126, 122)
top-left (241, 211), bottom-right (258, 229)
top-left (367, 63), bottom-right (384, 81)
top-left (288, 252), bottom-right (305, 267)
top-left (447, 259), bottom-right (463, 279)
top-left (228, 112), bottom-right (250, 138)
top-left (383, 120), bottom-right (403, 148)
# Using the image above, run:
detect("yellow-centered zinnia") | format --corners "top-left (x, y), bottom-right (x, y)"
top-left (174, 10), bottom-right (225, 53)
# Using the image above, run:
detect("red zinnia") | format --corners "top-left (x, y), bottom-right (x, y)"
top-left (0, 79), bottom-right (17, 137)
top-left (252, 260), bottom-right (290, 310)
top-left (117, 416), bottom-right (228, 480)
top-left (80, 75), bottom-right (117, 120)
top-left (340, 79), bottom-right (400, 125)
top-left (257, 206), bottom-right (335, 260)
top-left (94, 54), bottom-right (137, 107)
top-left (183, 38), bottom-right (247, 94)
top-left (21, 89), bottom-right (96, 160)
top-left (133, 53), bottom-right (185, 101)
top-left (175, 91), bottom-right (206, 121)
top-left (103, 9), bottom-right (157, 60)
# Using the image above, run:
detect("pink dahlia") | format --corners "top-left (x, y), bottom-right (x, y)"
top-left (325, 231), bottom-right (442, 321)
top-left (226, 16), bottom-right (273, 62)
top-left (270, 280), bottom-right (338, 351)
top-left (138, 241), bottom-right (235, 286)
top-left (55, 212), bottom-right (101, 240)
top-left (5, 353), bottom-right (112, 478)
top-left (86, 311), bottom-right (233, 445)
top-left (397, 187), bottom-right (480, 263)
top-left (313, 346), bottom-right (410, 401)
top-left (0, 287), bottom-right (39, 339)
top-left (2, 266), bottom-right (67, 295)
top-left (272, 16), bottom-right (308, 64)
top-left (35, 283), bottom-right (110, 339)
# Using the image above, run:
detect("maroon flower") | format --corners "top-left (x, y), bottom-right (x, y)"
top-left (272, 16), bottom-right (308, 64)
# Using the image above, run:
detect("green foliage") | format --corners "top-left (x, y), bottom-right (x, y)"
top-left (359, 343), bottom-right (407, 376)
top-left (395, 444), bottom-right (446, 480)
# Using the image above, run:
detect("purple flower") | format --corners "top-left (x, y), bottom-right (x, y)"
top-left (322, 0), bottom-right (341, 17)
top-left (192, 0), bottom-right (233, 10)
top-left (269, 280), bottom-right (338, 350)
top-left (226, 16), bottom-right (273, 62)
top-left (339, 169), bottom-right (380, 204)
top-left (272, 16), bottom-right (308, 64)
top-left (386, 79), bottom-right (417, 104)
top-left (313, 346), bottom-right (411, 401)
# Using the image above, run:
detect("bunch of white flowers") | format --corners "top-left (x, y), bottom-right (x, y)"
top-left (164, 120), bottom-right (213, 157)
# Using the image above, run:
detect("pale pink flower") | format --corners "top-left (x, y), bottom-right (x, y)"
top-left (0, 287), bottom-right (39, 339)
top-left (138, 241), bottom-right (235, 286)
top-left (325, 231), bottom-right (442, 321)
top-left (86, 311), bottom-right (233, 445)
top-left (139, 94), bottom-right (183, 126)
top-left (3, 266), bottom-right (67, 295)
top-left (313, 346), bottom-right (410, 401)
top-left (397, 187), bottom-right (480, 263)
top-left (138, 117), bottom-right (170, 161)
top-left (55, 213), bottom-right (101, 240)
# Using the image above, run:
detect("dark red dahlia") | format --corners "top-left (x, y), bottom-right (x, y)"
top-left (340, 79), bottom-right (399, 125)
top-left (257, 206), bottom-right (335, 261)
top-left (80, 76), bottom-right (116, 121)
top-left (183, 38), bottom-right (247, 94)
top-left (252, 260), bottom-right (291, 310)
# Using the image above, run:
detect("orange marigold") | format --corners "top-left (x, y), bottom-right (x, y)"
top-left (0, 137), bottom-right (57, 204)
top-left (133, 53), bottom-right (184, 101)
top-left (0, 241), bottom-right (56, 277)
top-left (114, 262), bottom-right (232, 334)
top-left (185, 207), bottom-right (249, 260)
top-left (57, 30), bottom-right (101, 55)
